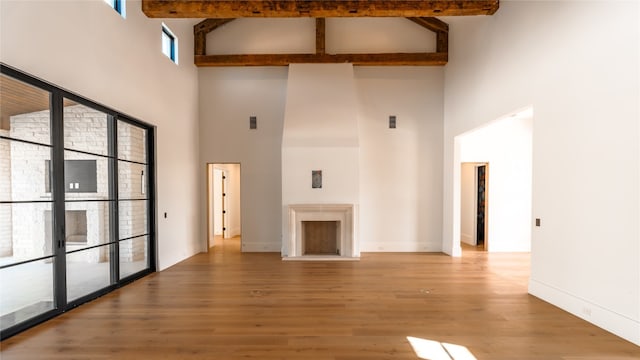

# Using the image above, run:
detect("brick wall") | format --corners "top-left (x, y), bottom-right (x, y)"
top-left (4, 105), bottom-right (147, 263)
top-left (0, 129), bottom-right (13, 257)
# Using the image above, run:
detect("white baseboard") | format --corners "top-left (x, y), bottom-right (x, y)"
top-left (241, 241), bottom-right (280, 252)
top-left (529, 279), bottom-right (640, 346)
top-left (460, 233), bottom-right (475, 246)
top-left (360, 242), bottom-right (442, 252)
top-left (229, 227), bottom-right (241, 238)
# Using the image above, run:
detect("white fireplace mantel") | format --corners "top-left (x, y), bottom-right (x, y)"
top-left (284, 204), bottom-right (359, 260)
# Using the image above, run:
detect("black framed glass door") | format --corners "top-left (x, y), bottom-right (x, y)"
top-left (0, 64), bottom-right (156, 338)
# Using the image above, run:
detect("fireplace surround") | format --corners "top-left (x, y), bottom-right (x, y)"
top-left (284, 204), bottom-right (359, 261)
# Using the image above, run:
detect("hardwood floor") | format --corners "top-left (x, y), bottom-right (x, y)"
top-left (1, 237), bottom-right (638, 359)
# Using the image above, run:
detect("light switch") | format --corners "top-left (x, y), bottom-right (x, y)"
top-left (389, 115), bottom-right (397, 129)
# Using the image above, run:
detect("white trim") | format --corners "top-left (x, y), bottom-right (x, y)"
top-left (241, 242), bottom-right (281, 252)
top-left (285, 204), bottom-right (359, 259)
top-left (360, 242), bottom-right (441, 252)
top-left (529, 279), bottom-right (640, 346)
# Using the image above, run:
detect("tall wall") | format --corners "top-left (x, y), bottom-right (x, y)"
top-left (199, 67), bottom-right (288, 252)
top-left (0, 0), bottom-right (200, 270)
top-left (458, 114), bottom-right (533, 252)
top-left (442, 1), bottom-right (639, 345)
top-left (356, 67), bottom-right (443, 252)
top-left (199, 18), bottom-right (445, 253)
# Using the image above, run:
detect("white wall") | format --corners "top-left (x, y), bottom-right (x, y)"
top-left (281, 64), bottom-right (361, 256)
top-left (443, 1), bottom-right (639, 345)
top-left (356, 67), bottom-right (444, 252)
top-left (199, 67), bottom-right (288, 252)
top-left (0, 0), bottom-right (201, 271)
top-left (199, 19), bottom-right (445, 254)
top-left (458, 114), bottom-right (533, 252)
top-left (205, 17), bottom-right (435, 55)
top-left (460, 163), bottom-right (476, 246)
top-left (212, 168), bottom-right (223, 237)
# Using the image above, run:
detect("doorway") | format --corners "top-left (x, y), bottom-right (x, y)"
top-left (207, 163), bottom-right (241, 249)
top-left (454, 106), bottom-right (533, 255)
top-left (460, 163), bottom-right (489, 251)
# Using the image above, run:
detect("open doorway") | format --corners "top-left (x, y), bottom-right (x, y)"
top-left (207, 163), bottom-right (241, 249)
top-left (455, 107), bottom-right (533, 254)
top-left (460, 163), bottom-right (489, 251)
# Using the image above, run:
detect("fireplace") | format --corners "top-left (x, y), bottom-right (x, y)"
top-left (303, 221), bottom-right (339, 255)
top-left (284, 204), bottom-right (359, 260)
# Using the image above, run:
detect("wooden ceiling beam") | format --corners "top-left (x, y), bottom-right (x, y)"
top-left (407, 17), bottom-right (449, 53)
top-left (194, 18), bottom-right (235, 34)
top-left (194, 52), bottom-right (448, 67)
top-left (316, 18), bottom-right (326, 55)
top-left (407, 17), bottom-right (449, 33)
top-left (144, 1), bottom-right (499, 18)
top-left (194, 18), bottom-right (235, 56)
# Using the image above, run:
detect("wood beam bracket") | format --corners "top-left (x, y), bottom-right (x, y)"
top-left (193, 16), bottom-right (449, 67)
top-left (407, 17), bottom-right (449, 54)
top-left (194, 18), bottom-right (235, 56)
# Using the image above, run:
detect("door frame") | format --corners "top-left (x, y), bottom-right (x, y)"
top-left (206, 163), bottom-right (241, 250)
top-left (474, 163), bottom-right (489, 251)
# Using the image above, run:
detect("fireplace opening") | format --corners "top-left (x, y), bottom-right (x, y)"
top-left (302, 221), bottom-right (340, 255)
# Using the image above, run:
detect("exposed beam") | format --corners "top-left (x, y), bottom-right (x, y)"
top-left (316, 18), bottom-right (326, 55)
top-left (194, 18), bottom-right (235, 34)
top-left (194, 53), bottom-right (448, 67)
top-left (407, 17), bottom-right (449, 53)
top-left (436, 31), bottom-right (448, 53)
top-left (407, 17), bottom-right (449, 33)
top-left (194, 18), bottom-right (235, 56)
top-left (143, 1), bottom-right (499, 18)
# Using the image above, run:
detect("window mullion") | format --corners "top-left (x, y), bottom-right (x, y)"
top-left (108, 115), bottom-right (120, 284)
top-left (50, 92), bottom-right (67, 309)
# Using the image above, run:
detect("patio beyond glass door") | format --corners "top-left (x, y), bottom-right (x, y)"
top-left (0, 74), bottom-right (56, 332)
top-left (0, 65), bottom-right (155, 339)
top-left (63, 101), bottom-right (115, 302)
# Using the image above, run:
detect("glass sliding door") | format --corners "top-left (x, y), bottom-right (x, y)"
top-left (117, 120), bottom-right (151, 279)
top-left (0, 74), bottom-right (56, 332)
top-left (63, 101), bottom-right (115, 303)
top-left (0, 64), bottom-right (156, 339)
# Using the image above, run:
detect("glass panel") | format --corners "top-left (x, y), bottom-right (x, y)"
top-left (0, 258), bottom-right (55, 332)
top-left (66, 245), bottom-right (112, 302)
top-left (0, 74), bottom-right (51, 145)
top-left (119, 236), bottom-right (148, 279)
top-left (162, 31), bottom-right (172, 59)
top-left (63, 202), bottom-right (111, 252)
top-left (118, 161), bottom-right (147, 200)
top-left (0, 139), bottom-right (52, 202)
top-left (118, 200), bottom-right (148, 239)
top-left (64, 151), bottom-right (110, 201)
top-left (117, 121), bottom-right (146, 164)
top-left (63, 101), bottom-right (109, 156)
top-left (0, 203), bottom-right (54, 267)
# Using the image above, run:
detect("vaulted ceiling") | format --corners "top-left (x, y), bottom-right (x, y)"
top-left (141, 1), bottom-right (500, 66)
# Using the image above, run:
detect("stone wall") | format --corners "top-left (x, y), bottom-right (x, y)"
top-left (3, 105), bottom-right (147, 263)
top-left (0, 129), bottom-right (12, 257)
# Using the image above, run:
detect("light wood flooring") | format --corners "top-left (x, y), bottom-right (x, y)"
top-left (1, 237), bottom-right (638, 359)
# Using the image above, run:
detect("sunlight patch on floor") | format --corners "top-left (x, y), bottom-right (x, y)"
top-left (407, 336), bottom-right (478, 360)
